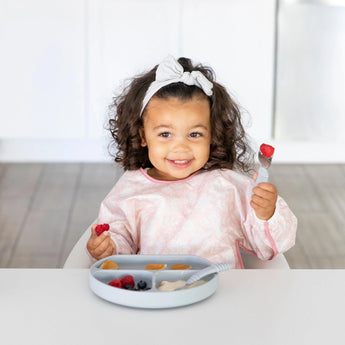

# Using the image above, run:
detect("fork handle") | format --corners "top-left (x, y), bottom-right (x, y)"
top-left (254, 166), bottom-right (269, 187)
top-left (186, 263), bottom-right (232, 285)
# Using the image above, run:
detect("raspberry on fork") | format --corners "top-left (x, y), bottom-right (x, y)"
top-left (260, 144), bottom-right (275, 159)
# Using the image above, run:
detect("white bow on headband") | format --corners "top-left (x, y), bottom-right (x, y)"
top-left (140, 55), bottom-right (213, 116)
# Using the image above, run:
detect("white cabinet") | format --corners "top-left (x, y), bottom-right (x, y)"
top-left (0, 0), bottom-right (85, 139)
top-left (86, 0), bottom-right (180, 138)
top-left (0, 0), bottom-right (275, 160)
top-left (181, 0), bottom-right (275, 140)
top-left (87, 0), bottom-right (275, 141)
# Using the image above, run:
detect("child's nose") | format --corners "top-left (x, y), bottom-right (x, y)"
top-left (171, 137), bottom-right (190, 152)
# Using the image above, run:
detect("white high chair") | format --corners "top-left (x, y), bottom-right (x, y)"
top-left (63, 222), bottom-right (290, 269)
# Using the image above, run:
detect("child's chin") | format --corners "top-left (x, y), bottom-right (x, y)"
top-left (152, 164), bottom-right (198, 181)
top-left (168, 170), bottom-right (195, 181)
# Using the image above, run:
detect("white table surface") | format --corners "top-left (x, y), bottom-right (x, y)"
top-left (1, 269), bottom-right (344, 345)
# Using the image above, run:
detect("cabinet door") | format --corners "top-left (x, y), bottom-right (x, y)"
top-left (181, 0), bottom-right (276, 140)
top-left (0, 0), bottom-right (85, 139)
top-left (274, 0), bottom-right (345, 142)
top-left (86, 0), bottom-right (180, 138)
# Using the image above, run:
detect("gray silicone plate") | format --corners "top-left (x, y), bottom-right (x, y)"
top-left (89, 254), bottom-right (218, 309)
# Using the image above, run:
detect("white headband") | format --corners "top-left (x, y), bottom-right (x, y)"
top-left (140, 55), bottom-right (213, 117)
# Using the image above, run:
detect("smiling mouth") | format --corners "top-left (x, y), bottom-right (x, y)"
top-left (173, 160), bottom-right (189, 164)
top-left (167, 159), bottom-right (193, 168)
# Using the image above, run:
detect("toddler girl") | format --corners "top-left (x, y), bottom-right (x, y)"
top-left (86, 55), bottom-right (297, 268)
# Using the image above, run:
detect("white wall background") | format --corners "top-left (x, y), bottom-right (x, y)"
top-left (0, 0), bottom-right (344, 162)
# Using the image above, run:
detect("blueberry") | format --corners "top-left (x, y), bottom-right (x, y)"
top-left (137, 280), bottom-right (147, 290)
top-left (124, 284), bottom-right (134, 290)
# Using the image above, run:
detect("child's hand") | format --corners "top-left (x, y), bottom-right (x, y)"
top-left (250, 172), bottom-right (278, 220)
top-left (87, 224), bottom-right (117, 260)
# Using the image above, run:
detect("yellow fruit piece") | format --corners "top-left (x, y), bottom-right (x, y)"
top-left (100, 260), bottom-right (119, 270)
top-left (145, 263), bottom-right (167, 270)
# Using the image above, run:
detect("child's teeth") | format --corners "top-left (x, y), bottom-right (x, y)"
top-left (174, 160), bottom-right (187, 163)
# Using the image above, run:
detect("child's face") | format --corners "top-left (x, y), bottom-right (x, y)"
top-left (140, 96), bottom-right (211, 181)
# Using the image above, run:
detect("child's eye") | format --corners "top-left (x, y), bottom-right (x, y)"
top-left (190, 132), bottom-right (202, 138)
top-left (159, 132), bottom-right (171, 138)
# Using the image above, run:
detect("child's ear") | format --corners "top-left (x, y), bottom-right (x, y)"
top-left (139, 127), bottom-right (147, 147)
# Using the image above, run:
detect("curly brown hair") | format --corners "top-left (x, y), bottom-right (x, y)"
top-left (108, 57), bottom-right (254, 174)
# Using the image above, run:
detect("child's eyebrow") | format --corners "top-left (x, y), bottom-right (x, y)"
top-left (191, 124), bottom-right (209, 130)
top-left (153, 124), bottom-right (173, 131)
top-left (152, 124), bottom-right (209, 131)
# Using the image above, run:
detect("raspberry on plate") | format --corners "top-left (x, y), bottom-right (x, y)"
top-left (108, 278), bottom-right (122, 288)
top-left (120, 275), bottom-right (135, 288)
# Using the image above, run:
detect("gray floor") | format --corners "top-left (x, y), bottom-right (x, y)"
top-left (1, 163), bottom-right (344, 269)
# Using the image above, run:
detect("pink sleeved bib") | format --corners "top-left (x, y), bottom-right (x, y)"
top-left (97, 168), bottom-right (297, 269)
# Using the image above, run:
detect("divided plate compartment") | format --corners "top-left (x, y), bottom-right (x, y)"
top-left (89, 254), bottom-right (219, 309)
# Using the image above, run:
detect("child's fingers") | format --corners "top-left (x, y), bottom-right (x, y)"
top-left (87, 229), bottom-right (110, 252)
top-left (91, 234), bottom-right (113, 257)
top-left (98, 244), bottom-right (115, 259)
top-left (251, 183), bottom-right (277, 221)
top-left (250, 200), bottom-right (276, 220)
top-left (254, 182), bottom-right (277, 193)
top-left (90, 224), bottom-right (98, 237)
top-left (252, 183), bottom-right (277, 202)
top-left (87, 223), bottom-right (115, 259)
top-left (252, 186), bottom-right (276, 201)
top-left (253, 172), bottom-right (258, 182)
top-left (250, 200), bottom-right (265, 213)
top-left (251, 195), bottom-right (272, 209)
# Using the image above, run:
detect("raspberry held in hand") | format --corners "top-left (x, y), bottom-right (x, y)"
top-left (260, 143), bottom-right (275, 159)
top-left (95, 223), bottom-right (110, 236)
